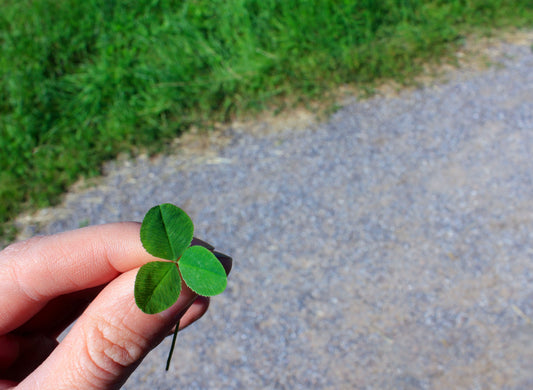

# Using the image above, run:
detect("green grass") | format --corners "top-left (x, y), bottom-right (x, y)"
top-left (1, 0), bottom-right (533, 236)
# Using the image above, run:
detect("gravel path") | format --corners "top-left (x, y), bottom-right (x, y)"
top-left (14, 37), bottom-right (533, 389)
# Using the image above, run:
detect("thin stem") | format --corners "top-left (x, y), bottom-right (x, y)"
top-left (166, 319), bottom-right (180, 371)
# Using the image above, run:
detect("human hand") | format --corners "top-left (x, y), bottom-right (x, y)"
top-left (0, 222), bottom-right (228, 389)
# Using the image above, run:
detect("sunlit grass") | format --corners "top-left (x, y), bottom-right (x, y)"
top-left (1, 0), bottom-right (532, 235)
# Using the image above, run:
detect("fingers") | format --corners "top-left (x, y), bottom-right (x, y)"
top-left (15, 286), bottom-right (105, 338)
top-left (16, 268), bottom-right (207, 390)
top-left (0, 222), bottom-right (229, 389)
top-left (0, 222), bottom-right (160, 334)
top-left (168, 296), bottom-right (210, 335)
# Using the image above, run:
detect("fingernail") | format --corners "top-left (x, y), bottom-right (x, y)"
top-left (214, 251), bottom-right (232, 276)
top-left (191, 238), bottom-right (214, 250)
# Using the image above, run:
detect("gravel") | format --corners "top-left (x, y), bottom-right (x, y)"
top-left (13, 37), bottom-right (533, 389)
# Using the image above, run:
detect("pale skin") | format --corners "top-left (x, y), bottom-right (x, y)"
top-left (0, 222), bottom-right (218, 389)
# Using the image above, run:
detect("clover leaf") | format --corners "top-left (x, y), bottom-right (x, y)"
top-left (179, 246), bottom-right (227, 296)
top-left (134, 261), bottom-right (181, 315)
top-left (133, 203), bottom-right (229, 370)
top-left (140, 203), bottom-right (193, 261)
top-left (135, 203), bottom-right (228, 314)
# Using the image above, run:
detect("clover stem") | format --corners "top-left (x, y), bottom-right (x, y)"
top-left (166, 319), bottom-right (180, 371)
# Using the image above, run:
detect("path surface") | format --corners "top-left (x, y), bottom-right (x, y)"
top-left (16, 38), bottom-right (533, 389)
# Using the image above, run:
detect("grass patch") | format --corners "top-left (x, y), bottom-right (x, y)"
top-left (1, 0), bottom-right (533, 235)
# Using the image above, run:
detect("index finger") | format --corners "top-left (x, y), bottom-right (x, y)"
top-left (0, 222), bottom-right (172, 334)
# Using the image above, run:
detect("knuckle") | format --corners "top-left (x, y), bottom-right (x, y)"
top-left (83, 316), bottom-right (148, 379)
top-left (0, 235), bottom-right (45, 260)
top-left (1, 242), bottom-right (46, 303)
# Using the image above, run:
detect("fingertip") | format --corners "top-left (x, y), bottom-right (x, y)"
top-left (179, 296), bottom-right (210, 330)
top-left (16, 270), bottom-right (199, 389)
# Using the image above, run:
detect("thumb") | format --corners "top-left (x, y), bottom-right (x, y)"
top-left (16, 269), bottom-right (207, 390)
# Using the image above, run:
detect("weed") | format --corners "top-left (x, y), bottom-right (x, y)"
top-left (135, 203), bottom-right (228, 370)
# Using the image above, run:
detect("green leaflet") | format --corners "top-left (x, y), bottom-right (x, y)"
top-left (140, 204), bottom-right (194, 261)
top-left (179, 246), bottom-right (227, 296)
top-left (135, 203), bottom-right (228, 312)
top-left (134, 203), bottom-right (230, 370)
top-left (134, 261), bottom-right (181, 314)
